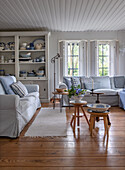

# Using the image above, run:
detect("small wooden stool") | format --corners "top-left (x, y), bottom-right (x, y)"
top-left (70, 101), bottom-right (90, 132)
top-left (88, 110), bottom-right (110, 136)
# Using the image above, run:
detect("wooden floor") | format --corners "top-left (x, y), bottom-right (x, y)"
top-left (0, 102), bottom-right (125, 170)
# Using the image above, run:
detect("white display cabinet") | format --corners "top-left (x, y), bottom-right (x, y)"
top-left (0, 31), bottom-right (50, 102)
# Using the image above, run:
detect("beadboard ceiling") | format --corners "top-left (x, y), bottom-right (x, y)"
top-left (0, 0), bottom-right (125, 32)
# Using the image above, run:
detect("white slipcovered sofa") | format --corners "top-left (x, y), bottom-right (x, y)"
top-left (0, 76), bottom-right (41, 138)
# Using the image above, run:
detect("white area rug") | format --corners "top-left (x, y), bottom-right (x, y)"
top-left (25, 108), bottom-right (67, 137)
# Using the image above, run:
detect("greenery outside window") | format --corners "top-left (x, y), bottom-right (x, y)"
top-left (98, 42), bottom-right (110, 76)
top-left (67, 42), bottom-right (79, 76)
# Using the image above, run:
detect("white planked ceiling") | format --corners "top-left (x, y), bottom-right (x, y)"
top-left (0, 0), bottom-right (125, 32)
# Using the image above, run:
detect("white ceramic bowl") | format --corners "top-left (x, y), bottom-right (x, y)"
top-left (87, 103), bottom-right (111, 112)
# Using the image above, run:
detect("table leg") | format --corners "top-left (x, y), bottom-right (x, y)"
top-left (77, 106), bottom-right (80, 126)
top-left (59, 94), bottom-right (62, 112)
top-left (81, 106), bottom-right (90, 126)
top-left (96, 94), bottom-right (100, 103)
top-left (90, 116), bottom-right (95, 136)
top-left (95, 94), bottom-right (100, 122)
top-left (104, 116), bottom-right (109, 137)
top-left (53, 94), bottom-right (55, 109)
top-left (73, 106), bottom-right (77, 132)
top-left (107, 115), bottom-right (111, 125)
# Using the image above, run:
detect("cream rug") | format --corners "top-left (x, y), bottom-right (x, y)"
top-left (25, 108), bottom-right (67, 137)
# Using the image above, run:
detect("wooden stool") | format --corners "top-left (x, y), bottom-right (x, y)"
top-left (88, 110), bottom-right (110, 137)
top-left (70, 101), bottom-right (90, 132)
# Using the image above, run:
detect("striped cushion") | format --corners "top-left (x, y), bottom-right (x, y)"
top-left (11, 81), bottom-right (28, 97)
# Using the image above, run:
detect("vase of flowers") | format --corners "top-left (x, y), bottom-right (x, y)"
top-left (66, 85), bottom-right (86, 102)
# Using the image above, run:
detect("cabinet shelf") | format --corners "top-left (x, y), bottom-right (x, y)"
top-left (0, 50), bottom-right (15, 52)
top-left (18, 77), bottom-right (47, 81)
top-left (19, 62), bottom-right (45, 64)
top-left (0, 63), bottom-right (15, 65)
top-left (19, 49), bottom-right (45, 52)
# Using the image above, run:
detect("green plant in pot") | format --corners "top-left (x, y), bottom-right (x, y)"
top-left (65, 85), bottom-right (86, 102)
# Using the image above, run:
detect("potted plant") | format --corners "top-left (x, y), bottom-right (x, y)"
top-left (65, 85), bottom-right (86, 102)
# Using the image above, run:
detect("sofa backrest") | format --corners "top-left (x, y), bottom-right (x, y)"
top-left (63, 75), bottom-right (125, 90)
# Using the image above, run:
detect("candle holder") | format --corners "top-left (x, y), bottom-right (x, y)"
top-left (91, 89), bottom-right (94, 96)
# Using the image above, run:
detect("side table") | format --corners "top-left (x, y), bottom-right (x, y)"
top-left (90, 92), bottom-right (111, 125)
top-left (52, 91), bottom-right (69, 112)
top-left (90, 92), bottom-right (104, 103)
top-left (87, 109), bottom-right (110, 137)
top-left (70, 101), bottom-right (90, 132)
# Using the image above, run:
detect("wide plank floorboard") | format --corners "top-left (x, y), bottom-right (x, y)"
top-left (0, 103), bottom-right (125, 169)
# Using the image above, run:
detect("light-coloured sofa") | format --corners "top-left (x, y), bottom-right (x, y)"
top-left (0, 76), bottom-right (41, 138)
top-left (59, 76), bottom-right (125, 107)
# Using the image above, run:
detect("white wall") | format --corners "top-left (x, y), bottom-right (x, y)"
top-left (49, 31), bottom-right (125, 97)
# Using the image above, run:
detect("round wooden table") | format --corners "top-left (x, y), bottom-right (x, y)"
top-left (90, 92), bottom-right (104, 103)
top-left (70, 101), bottom-right (90, 132)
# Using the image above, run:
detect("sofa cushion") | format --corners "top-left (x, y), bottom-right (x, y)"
top-left (114, 76), bottom-right (125, 88)
top-left (63, 77), bottom-right (72, 89)
top-left (11, 81), bottom-right (28, 97)
top-left (82, 77), bottom-right (100, 90)
top-left (83, 77), bottom-right (93, 89)
top-left (72, 77), bottom-right (81, 88)
top-left (26, 92), bottom-right (39, 99)
top-left (0, 76), bottom-right (15, 94)
top-left (115, 88), bottom-right (124, 95)
top-left (94, 89), bottom-right (117, 95)
top-left (91, 76), bottom-right (111, 89)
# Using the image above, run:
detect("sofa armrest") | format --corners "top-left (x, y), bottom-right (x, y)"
top-left (59, 83), bottom-right (68, 90)
top-left (0, 94), bottom-right (19, 110)
top-left (24, 84), bottom-right (39, 93)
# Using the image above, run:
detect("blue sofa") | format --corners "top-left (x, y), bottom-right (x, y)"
top-left (0, 76), bottom-right (41, 138)
top-left (59, 76), bottom-right (125, 107)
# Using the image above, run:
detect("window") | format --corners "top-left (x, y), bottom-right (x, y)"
top-left (67, 42), bottom-right (79, 76)
top-left (98, 42), bottom-right (110, 76)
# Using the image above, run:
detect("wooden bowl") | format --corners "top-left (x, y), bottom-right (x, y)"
top-left (56, 88), bottom-right (65, 93)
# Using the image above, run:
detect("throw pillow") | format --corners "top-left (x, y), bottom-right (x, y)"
top-left (0, 76), bottom-right (15, 94)
top-left (114, 76), bottom-right (125, 88)
top-left (11, 81), bottom-right (28, 97)
top-left (63, 77), bottom-right (72, 89)
top-left (72, 77), bottom-right (81, 88)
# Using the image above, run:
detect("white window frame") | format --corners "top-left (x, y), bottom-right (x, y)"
top-left (97, 41), bottom-right (110, 76)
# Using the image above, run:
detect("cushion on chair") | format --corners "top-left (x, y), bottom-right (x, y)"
top-left (0, 76), bottom-right (15, 94)
top-left (11, 81), bottom-right (28, 97)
